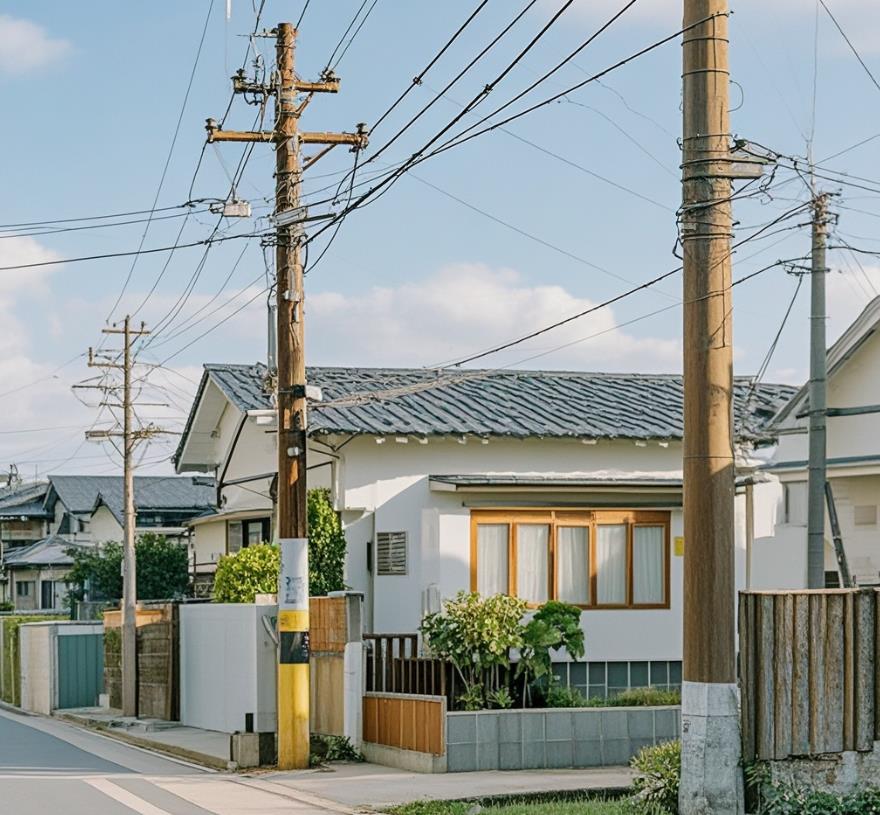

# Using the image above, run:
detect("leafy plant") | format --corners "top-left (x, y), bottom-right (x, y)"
top-left (486, 687), bottom-right (514, 709)
top-left (544, 684), bottom-right (589, 708)
top-left (308, 488), bottom-right (347, 596)
top-left (517, 601), bottom-right (585, 705)
top-left (759, 784), bottom-right (880, 815)
top-left (309, 734), bottom-right (364, 764)
top-left (66, 533), bottom-right (189, 607)
top-left (213, 543), bottom-right (279, 603)
top-left (0, 601), bottom-right (14, 613)
top-left (421, 592), bottom-right (526, 710)
top-left (630, 740), bottom-right (680, 815)
top-left (612, 687), bottom-right (680, 707)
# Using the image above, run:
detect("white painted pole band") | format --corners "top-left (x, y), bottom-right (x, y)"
top-left (279, 537), bottom-right (309, 612)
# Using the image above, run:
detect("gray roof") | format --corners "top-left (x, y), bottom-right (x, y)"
top-left (0, 482), bottom-right (51, 519)
top-left (46, 475), bottom-right (215, 517)
top-left (190, 363), bottom-right (797, 445)
top-left (430, 474), bottom-right (683, 488)
top-left (3, 535), bottom-right (83, 568)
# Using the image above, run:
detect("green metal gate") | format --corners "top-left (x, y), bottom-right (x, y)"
top-left (57, 633), bottom-right (103, 709)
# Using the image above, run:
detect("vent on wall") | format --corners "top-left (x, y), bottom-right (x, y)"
top-left (855, 505), bottom-right (878, 526)
top-left (376, 531), bottom-right (408, 576)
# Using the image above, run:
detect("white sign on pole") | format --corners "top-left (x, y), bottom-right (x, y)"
top-left (279, 537), bottom-right (309, 611)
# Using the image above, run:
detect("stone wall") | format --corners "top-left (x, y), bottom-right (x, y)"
top-left (445, 706), bottom-right (680, 772)
top-left (765, 744), bottom-right (880, 796)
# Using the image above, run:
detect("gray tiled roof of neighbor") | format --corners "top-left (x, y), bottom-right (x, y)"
top-left (47, 475), bottom-right (216, 516)
top-left (0, 482), bottom-right (51, 518)
top-left (201, 363), bottom-right (797, 442)
top-left (3, 535), bottom-right (84, 567)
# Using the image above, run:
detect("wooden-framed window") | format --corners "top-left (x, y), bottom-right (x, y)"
top-left (470, 510), bottom-right (670, 610)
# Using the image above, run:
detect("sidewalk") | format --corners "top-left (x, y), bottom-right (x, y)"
top-left (264, 762), bottom-right (636, 810)
top-left (53, 707), bottom-right (232, 770)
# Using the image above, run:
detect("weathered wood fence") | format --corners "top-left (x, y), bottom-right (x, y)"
top-left (739, 589), bottom-right (878, 762)
top-left (365, 633), bottom-right (456, 702)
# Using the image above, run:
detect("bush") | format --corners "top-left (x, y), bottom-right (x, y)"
top-left (213, 543), bottom-right (280, 603)
top-left (544, 684), bottom-right (589, 708)
top-left (518, 601), bottom-right (585, 703)
top-left (630, 740), bottom-right (680, 815)
top-left (307, 488), bottom-right (347, 596)
top-left (0, 601), bottom-right (14, 613)
top-left (759, 783), bottom-right (880, 814)
top-left (66, 533), bottom-right (189, 605)
top-left (611, 687), bottom-right (681, 707)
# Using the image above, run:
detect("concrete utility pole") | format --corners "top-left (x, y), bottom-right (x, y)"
top-left (680, 1), bottom-right (743, 812)
top-left (807, 193), bottom-right (830, 589)
top-left (206, 22), bottom-right (367, 769)
top-left (87, 316), bottom-right (151, 718)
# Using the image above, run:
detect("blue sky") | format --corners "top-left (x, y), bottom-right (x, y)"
top-left (1, 0), bottom-right (879, 477)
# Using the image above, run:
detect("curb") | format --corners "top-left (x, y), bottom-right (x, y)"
top-left (52, 712), bottom-right (233, 771)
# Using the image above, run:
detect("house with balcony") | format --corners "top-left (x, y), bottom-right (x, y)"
top-left (175, 362), bottom-right (794, 696)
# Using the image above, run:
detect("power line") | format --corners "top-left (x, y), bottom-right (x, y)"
top-left (0, 207), bottom-right (210, 240)
top-left (325, 0), bottom-right (372, 70)
top-left (296, 0), bottom-right (311, 29)
top-left (106, 0), bottom-right (216, 321)
top-left (819, 0), bottom-right (880, 96)
top-left (0, 203), bottom-right (197, 232)
top-left (331, 0), bottom-right (381, 71)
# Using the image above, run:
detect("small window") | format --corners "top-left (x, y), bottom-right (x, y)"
top-left (376, 531), bottom-right (407, 576)
top-left (854, 506), bottom-right (877, 527)
top-left (825, 570), bottom-right (841, 589)
top-left (16, 581), bottom-right (32, 597)
top-left (227, 521), bottom-right (243, 553)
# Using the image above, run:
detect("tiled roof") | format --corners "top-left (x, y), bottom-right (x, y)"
top-left (0, 482), bottom-right (51, 518)
top-left (197, 363), bottom-right (797, 442)
top-left (47, 475), bottom-right (216, 516)
top-left (3, 535), bottom-right (83, 568)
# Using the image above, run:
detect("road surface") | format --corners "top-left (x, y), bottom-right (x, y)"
top-left (0, 707), bottom-right (340, 815)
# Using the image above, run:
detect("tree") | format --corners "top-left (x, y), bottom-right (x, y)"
top-left (213, 543), bottom-right (279, 603)
top-left (66, 533), bottom-right (189, 605)
top-left (307, 488), bottom-right (346, 596)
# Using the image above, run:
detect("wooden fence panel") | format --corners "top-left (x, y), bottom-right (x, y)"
top-left (362, 693), bottom-right (445, 756)
top-left (740, 589), bottom-right (878, 763)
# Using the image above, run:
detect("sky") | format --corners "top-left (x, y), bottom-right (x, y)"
top-left (1, 0), bottom-right (880, 479)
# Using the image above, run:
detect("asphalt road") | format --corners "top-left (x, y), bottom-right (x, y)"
top-left (0, 707), bottom-right (333, 815)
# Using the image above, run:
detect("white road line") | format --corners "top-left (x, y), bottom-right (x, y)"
top-left (85, 777), bottom-right (175, 815)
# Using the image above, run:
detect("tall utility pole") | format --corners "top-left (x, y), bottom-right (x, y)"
top-left (206, 23), bottom-right (367, 769)
top-left (680, 1), bottom-right (743, 813)
top-left (807, 193), bottom-right (830, 589)
top-left (87, 316), bottom-right (151, 718)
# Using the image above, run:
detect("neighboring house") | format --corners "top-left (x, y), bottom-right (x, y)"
top-left (175, 363), bottom-right (794, 694)
top-left (3, 536), bottom-right (85, 611)
top-left (0, 474), bottom-right (216, 602)
top-left (754, 296), bottom-right (880, 589)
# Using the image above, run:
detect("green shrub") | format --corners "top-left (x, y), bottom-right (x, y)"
top-left (630, 740), bottom-right (680, 815)
top-left (307, 488), bottom-right (347, 596)
top-left (486, 686), bottom-right (514, 709)
top-left (213, 543), bottom-right (280, 603)
top-left (66, 533), bottom-right (189, 605)
top-left (612, 687), bottom-right (681, 707)
top-left (759, 783), bottom-right (880, 814)
top-left (0, 601), bottom-right (14, 613)
top-left (517, 602), bottom-right (585, 701)
top-left (544, 684), bottom-right (589, 708)
top-left (310, 734), bottom-right (364, 765)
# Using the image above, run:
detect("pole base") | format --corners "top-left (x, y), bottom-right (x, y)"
top-left (679, 681), bottom-right (744, 815)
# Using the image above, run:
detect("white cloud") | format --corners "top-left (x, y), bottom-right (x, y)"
top-left (0, 15), bottom-right (71, 75)
top-left (309, 263), bottom-right (681, 371)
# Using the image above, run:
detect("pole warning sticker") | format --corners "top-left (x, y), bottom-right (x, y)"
top-left (279, 537), bottom-right (309, 611)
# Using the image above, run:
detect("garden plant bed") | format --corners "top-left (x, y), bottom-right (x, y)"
top-left (389, 797), bottom-right (633, 815)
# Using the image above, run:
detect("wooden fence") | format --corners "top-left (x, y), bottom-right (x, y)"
top-left (739, 589), bottom-right (878, 762)
top-left (363, 692), bottom-right (446, 756)
top-left (309, 596), bottom-right (352, 737)
top-left (365, 633), bottom-right (457, 705)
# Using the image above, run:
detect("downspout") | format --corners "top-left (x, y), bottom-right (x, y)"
top-left (745, 482), bottom-right (754, 590)
top-left (216, 413), bottom-right (248, 508)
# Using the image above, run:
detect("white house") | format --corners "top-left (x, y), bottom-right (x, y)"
top-left (753, 296), bottom-right (880, 589)
top-left (175, 364), bottom-right (794, 697)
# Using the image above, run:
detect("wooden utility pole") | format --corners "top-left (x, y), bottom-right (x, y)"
top-left (206, 22), bottom-right (366, 770)
top-left (680, 1), bottom-right (743, 812)
top-left (807, 193), bottom-right (830, 588)
top-left (87, 316), bottom-right (151, 718)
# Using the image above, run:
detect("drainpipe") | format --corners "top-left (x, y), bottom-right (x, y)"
top-left (745, 482), bottom-right (754, 590)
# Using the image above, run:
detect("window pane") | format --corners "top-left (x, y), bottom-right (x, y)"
top-left (557, 526), bottom-right (589, 604)
top-left (228, 521), bottom-right (243, 553)
top-left (517, 524), bottom-right (549, 604)
top-left (596, 524), bottom-right (627, 604)
top-left (633, 526), bottom-right (665, 604)
top-left (477, 524), bottom-right (509, 596)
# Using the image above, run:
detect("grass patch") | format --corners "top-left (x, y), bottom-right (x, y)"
top-left (390, 800), bottom-right (633, 815)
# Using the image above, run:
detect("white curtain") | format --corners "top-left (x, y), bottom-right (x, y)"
top-left (557, 526), bottom-right (589, 604)
top-left (477, 524), bottom-right (509, 596)
top-left (516, 524), bottom-right (549, 604)
top-left (633, 526), bottom-right (664, 604)
top-left (596, 524), bottom-right (627, 604)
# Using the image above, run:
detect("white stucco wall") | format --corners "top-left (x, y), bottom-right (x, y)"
top-left (89, 505), bottom-right (123, 543)
top-left (192, 520), bottom-right (227, 571)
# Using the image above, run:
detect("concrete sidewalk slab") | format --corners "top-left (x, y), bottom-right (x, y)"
top-left (262, 761), bottom-right (636, 809)
top-left (54, 707), bottom-right (231, 770)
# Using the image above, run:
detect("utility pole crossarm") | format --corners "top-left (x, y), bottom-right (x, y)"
top-left (205, 122), bottom-right (368, 149)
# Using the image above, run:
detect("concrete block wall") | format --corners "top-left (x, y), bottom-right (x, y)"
top-left (446, 706), bottom-right (680, 772)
